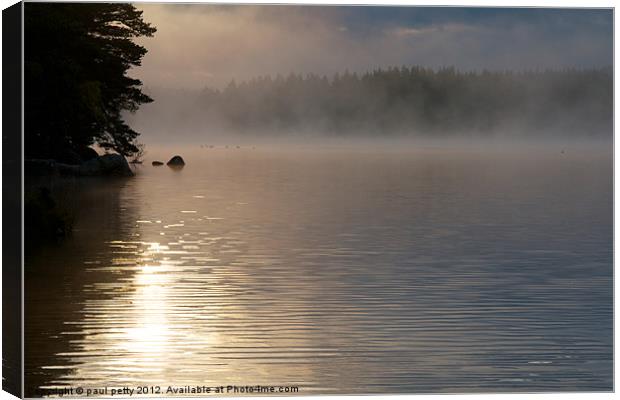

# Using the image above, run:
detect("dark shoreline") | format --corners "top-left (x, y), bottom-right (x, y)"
top-left (25, 154), bottom-right (134, 178)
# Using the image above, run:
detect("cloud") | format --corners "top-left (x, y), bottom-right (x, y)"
top-left (130, 5), bottom-right (612, 90)
top-left (389, 23), bottom-right (480, 37)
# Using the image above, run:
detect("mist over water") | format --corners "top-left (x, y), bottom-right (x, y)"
top-left (125, 67), bottom-right (612, 146)
top-left (24, 4), bottom-right (613, 396)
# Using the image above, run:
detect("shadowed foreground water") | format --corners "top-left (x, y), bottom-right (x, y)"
top-left (25, 144), bottom-right (613, 396)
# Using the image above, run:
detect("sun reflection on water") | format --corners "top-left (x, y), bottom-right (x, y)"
top-left (122, 264), bottom-right (172, 355)
top-left (27, 148), bottom-right (613, 395)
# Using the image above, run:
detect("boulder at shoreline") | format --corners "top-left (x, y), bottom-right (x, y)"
top-left (167, 155), bottom-right (185, 166)
top-left (80, 154), bottom-right (133, 176)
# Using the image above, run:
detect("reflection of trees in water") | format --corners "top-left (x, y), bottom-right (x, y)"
top-left (25, 177), bottom-right (81, 251)
top-left (25, 177), bottom-right (138, 397)
top-left (4, 182), bottom-right (21, 396)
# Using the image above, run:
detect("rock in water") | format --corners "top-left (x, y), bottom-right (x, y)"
top-left (79, 154), bottom-right (133, 176)
top-left (152, 161), bottom-right (164, 166)
top-left (167, 155), bottom-right (185, 166)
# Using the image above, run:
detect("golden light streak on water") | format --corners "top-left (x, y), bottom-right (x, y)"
top-left (25, 145), bottom-right (612, 396)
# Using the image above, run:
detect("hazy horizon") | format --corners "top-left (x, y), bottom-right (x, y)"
top-left (123, 5), bottom-right (613, 146)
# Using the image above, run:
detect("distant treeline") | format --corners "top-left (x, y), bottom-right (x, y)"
top-left (197, 66), bottom-right (612, 136)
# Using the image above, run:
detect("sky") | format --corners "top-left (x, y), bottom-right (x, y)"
top-left (131, 5), bottom-right (613, 90)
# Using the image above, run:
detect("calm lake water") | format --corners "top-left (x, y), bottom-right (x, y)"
top-left (25, 143), bottom-right (613, 396)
